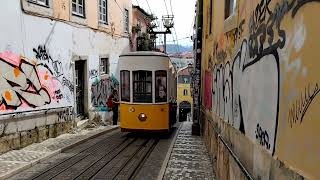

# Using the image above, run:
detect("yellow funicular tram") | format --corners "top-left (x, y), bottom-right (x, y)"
top-left (119, 51), bottom-right (177, 132)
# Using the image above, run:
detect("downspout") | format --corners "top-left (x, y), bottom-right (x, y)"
top-left (71, 59), bottom-right (77, 122)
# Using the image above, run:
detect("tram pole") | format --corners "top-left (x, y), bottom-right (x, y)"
top-left (149, 15), bottom-right (173, 54)
top-left (164, 34), bottom-right (167, 53)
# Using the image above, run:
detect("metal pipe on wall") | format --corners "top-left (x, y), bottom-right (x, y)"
top-left (0, 106), bottom-right (73, 121)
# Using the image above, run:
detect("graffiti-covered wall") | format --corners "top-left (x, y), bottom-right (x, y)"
top-left (201, 0), bottom-right (320, 178)
top-left (90, 76), bottom-right (119, 111)
top-left (0, 0), bottom-right (129, 153)
top-left (0, 0), bottom-right (128, 114)
top-left (0, 46), bottom-right (74, 114)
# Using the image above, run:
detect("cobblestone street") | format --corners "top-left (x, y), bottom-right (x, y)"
top-left (6, 125), bottom-right (180, 180)
top-left (163, 122), bottom-right (215, 180)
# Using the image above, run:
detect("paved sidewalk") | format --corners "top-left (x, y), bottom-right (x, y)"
top-left (0, 125), bottom-right (119, 180)
top-left (162, 122), bottom-right (215, 180)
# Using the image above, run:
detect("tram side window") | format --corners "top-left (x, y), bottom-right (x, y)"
top-left (120, 70), bottom-right (130, 102)
top-left (155, 70), bottom-right (167, 103)
top-left (133, 71), bottom-right (152, 103)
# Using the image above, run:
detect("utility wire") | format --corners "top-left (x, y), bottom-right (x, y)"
top-left (163, 0), bottom-right (179, 54)
top-left (167, 36), bottom-right (191, 43)
top-left (169, 0), bottom-right (174, 15)
top-left (163, 0), bottom-right (169, 15)
top-left (173, 28), bottom-right (180, 53)
top-left (168, 0), bottom-right (180, 54)
top-left (145, 0), bottom-right (152, 15)
top-left (135, 0), bottom-right (140, 7)
top-left (114, 0), bottom-right (125, 14)
top-left (144, 0), bottom-right (160, 34)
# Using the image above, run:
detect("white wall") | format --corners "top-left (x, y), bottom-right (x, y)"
top-left (0, 0), bottom-right (129, 120)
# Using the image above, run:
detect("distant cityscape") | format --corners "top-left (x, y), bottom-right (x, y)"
top-left (157, 44), bottom-right (194, 59)
top-left (159, 44), bottom-right (194, 71)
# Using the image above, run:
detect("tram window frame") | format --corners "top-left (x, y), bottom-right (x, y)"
top-left (120, 70), bottom-right (130, 102)
top-left (133, 71), bottom-right (152, 103)
top-left (155, 70), bottom-right (167, 103)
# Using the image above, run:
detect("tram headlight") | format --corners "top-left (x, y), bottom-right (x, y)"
top-left (138, 113), bottom-right (147, 121)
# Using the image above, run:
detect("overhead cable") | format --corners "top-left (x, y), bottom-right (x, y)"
top-left (163, 0), bottom-right (169, 15)
top-left (135, 0), bottom-right (140, 6)
top-left (169, 0), bottom-right (174, 15)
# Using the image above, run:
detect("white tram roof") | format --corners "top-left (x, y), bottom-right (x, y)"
top-left (119, 51), bottom-right (176, 74)
top-left (119, 51), bottom-right (169, 58)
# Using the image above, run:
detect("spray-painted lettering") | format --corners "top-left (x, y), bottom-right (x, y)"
top-left (0, 56), bottom-right (51, 109)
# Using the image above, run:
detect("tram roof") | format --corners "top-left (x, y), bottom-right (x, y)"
top-left (119, 51), bottom-right (169, 58)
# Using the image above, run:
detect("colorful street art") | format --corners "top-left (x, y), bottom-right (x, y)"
top-left (0, 47), bottom-right (74, 114)
top-left (209, 0), bottom-right (320, 154)
top-left (203, 0), bottom-right (320, 177)
top-left (0, 53), bottom-right (51, 109)
top-left (91, 75), bottom-right (119, 111)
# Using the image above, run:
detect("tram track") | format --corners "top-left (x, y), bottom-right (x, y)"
top-left (122, 139), bottom-right (159, 180)
top-left (76, 138), bottom-right (159, 180)
top-left (71, 138), bottom-right (139, 180)
top-left (27, 131), bottom-right (160, 180)
top-left (30, 131), bottom-right (127, 180)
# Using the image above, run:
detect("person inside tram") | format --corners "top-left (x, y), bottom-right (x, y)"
top-left (157, 78), bottom-right (166, 100)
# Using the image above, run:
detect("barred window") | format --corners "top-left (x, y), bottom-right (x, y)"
top-left (124, 9), bottom-right (129, 32)
top-left (100, 58), bottom-right (109, 75)
top-left (155, 70), bottom-right (167, 103)
top-left (133, 71), bottom-right (152, 103)
top-left (120, 70), bottom-right (130, 102)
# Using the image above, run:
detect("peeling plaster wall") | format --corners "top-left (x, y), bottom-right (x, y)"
top-left (201, 0), bottom-right (320, 179)
top-left (0, 0), bottom-right (129, 152)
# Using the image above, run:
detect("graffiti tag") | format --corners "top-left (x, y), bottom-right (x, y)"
top-left (255, 123), bottom-right (271, 150)
top-left (91, 78), bottom-right (112, 108)
top-left (0, 57), bottom-right (51, 109)
top-left (62, 77), bottom-right (74, 92)
top-left (33, 45), bottom-right (64, 78)
top-left (288, 83), bottom-right (320, 127)
top-left (89, 69), bottom-right (99, 79)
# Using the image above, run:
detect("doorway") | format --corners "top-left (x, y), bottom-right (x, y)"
top-left (75, 61), bottom-right (85, 117)
top-left (179, 101), bottom-right (191, 122)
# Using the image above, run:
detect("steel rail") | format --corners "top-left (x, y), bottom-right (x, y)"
top-left (110, 139), bottom-right (151, 180)
top-left (128, 139), bottom-right (160, 180)
top-left (31, 131), bottom-right (124, 180)
top-left (73, 138), bottom-right (138, 180)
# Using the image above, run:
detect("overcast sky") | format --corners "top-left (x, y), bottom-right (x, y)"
top-left (133, 0), bottom-right (196, 47)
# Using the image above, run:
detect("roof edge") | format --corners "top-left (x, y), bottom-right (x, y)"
top-left (132, 5), bottom-right (152, 18)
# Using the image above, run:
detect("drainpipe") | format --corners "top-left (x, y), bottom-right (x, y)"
top-left (192, 0), bottom-right (203, 136)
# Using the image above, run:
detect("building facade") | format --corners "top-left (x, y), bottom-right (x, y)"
top-left (177, 67), bottom-right (193, 122)
top-left (131, 5), bottom-right (154, 51)
top-left (200, 0), bottom-right (320, 179)
top-left (0, 0), bottom-right (131, 154)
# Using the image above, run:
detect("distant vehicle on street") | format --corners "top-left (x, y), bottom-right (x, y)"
top-left (118, 51), bottom-right (177, 132)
